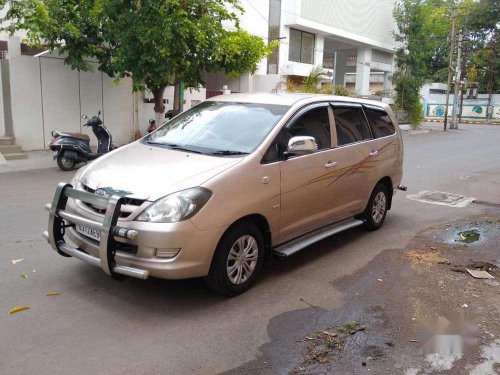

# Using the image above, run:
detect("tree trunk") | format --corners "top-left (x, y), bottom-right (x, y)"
top-left (486, 48), bottom-right (494, 120)
top-left (173, 78), bottom-right (181, 116)
top-left (152, 83), bottom-right (167, 126)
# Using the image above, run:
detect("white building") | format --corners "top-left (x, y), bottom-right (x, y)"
top-left (207, 0), bottom-right (397, 96)
top-left (0, 0), bottom-right (397, 152)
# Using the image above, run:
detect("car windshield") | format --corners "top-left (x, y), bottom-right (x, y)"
top-left (145, 101), bottom-right (289, 155)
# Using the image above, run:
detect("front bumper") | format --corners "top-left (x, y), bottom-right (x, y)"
top-left (43, 183), bottom-right (225, 280)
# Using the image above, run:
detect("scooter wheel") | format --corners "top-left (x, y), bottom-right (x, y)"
top-left (57, 153), bottom-right (76, 171)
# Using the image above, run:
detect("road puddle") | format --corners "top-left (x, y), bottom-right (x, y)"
top-left (457, 229), bottom-right (481, 243)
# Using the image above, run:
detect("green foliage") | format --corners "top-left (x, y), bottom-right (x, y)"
top-left (374, 89), bottom-right (392, 98)
top-left (459, 0), bottom-right (499, 94)
top-left (286, 65), bottom-right (347, 95)
top-left (302, 65), bottom-right (327, 92)
top-left (393, 75), bottom-right (424, 128)
top-left (332, 85), bottom-right (349, 96)
top-left (393, 0), bottom-right (500, 100)
top-left (1, 0), bottom-right (274, 111)
top-left (393, 0), bottom-right (429, 127)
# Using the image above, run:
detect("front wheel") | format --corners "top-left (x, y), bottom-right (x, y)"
top-left (205, 221), bottom-right (264, 296)
top-left (361, 183), bottom-right (389, 231)
top-left (56, 152), bottom-right (76, 171)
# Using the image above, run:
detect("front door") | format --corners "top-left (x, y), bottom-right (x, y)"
top-left (279, 103), bottom-right (340, 242)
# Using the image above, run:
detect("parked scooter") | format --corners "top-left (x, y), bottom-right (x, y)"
top-left (49, 111), bottom-right (118, 171)
top-left (147, 119), bottom-right (157, 133)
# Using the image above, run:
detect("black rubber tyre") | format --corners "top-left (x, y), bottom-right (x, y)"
top-left (361, 183), bottom-right (389, 231)
top-left (205, 221), bottom-right (265, 296)
top-left (57, 152), bottom-right (76, 171)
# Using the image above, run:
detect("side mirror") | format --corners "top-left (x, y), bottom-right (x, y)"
top-left (286, 136), bottom-right (318, 156)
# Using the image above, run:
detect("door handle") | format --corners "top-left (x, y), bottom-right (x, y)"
top-left (324, 161), bottom-right (338, 168)
top-left (369, 150), bottom-right (379, 157)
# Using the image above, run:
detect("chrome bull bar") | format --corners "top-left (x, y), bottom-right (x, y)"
top-left (42, 182), bottom-right (149, 279)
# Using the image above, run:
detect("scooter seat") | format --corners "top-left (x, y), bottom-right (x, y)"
top-left (55, 131), bottom-right (90, 142)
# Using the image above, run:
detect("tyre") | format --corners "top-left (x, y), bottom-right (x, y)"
top-left (205, 221), bottom-right (264, 296)
top-left (57, 152), bottom-right (76, 171)
top-left (361, 183), bottom-right (389, 231)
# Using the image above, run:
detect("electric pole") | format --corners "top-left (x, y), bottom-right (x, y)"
top-left (451, 30), bottom-right (463, 129)
top-left (443, 7), bottom-right (456, 131)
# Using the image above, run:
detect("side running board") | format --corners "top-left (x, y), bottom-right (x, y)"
top-left (273, 218), bottom-right (364, 258)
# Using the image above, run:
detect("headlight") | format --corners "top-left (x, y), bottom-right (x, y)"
top-left (136, 187), bottom-right (212, 223)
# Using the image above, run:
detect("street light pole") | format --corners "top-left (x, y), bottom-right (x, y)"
top-left (443, 7), bottom-right (456, 131)
top-left (332, 51), bottom-right (337, 94)
top-left (451, 30), bottom-right (463, 129)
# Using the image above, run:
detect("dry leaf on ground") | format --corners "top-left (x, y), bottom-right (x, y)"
top-left (8, 306), bottom-right (30, 315)
top-left (10, 259), bottom-right (24, 265)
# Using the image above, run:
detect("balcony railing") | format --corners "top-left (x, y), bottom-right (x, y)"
top-left (345, 73), bottom-right (385, 83)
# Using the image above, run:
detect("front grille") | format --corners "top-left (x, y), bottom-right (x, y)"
top-left (80, 184), bottom-right (145, 219)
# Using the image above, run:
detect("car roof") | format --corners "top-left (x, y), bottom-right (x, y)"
top-left (208, 92), bottom-right (390, 109)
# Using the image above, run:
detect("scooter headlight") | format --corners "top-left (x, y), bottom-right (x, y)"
top-left (136, 187), bottom-right (212, 223)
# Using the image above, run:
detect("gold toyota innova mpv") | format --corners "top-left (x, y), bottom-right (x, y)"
top-left (43, 93), bottom-right (404, 295)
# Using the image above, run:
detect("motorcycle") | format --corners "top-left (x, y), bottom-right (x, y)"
top-left (49, 111), bottom-right (119, 171)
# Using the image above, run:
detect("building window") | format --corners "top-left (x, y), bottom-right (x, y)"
top-left (289, 29), bottom-right (315, 64)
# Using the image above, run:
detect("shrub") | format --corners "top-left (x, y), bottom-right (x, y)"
top-left (392, 75), bottom-right (424, 128)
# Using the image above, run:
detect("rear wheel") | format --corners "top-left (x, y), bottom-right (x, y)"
top-left (56, 152), bottom-right (76, 171)
top-left (361, 183), bottom-right (389, 231)
top-left (205, 221), bottom-right (264, 296)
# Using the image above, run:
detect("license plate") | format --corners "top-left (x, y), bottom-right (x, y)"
top-left (76, 224), bottom-right (101, 242)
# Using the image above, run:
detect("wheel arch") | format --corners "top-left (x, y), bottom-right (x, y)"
top-left (376, 176), bottom-right (394, 210)
top-left (216, 214), bottom-right (272, 261)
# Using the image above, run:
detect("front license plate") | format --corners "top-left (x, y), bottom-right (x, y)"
top-left (76, 224), bottom-right (101, 242)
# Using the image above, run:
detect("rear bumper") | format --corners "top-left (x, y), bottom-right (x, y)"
top-left (43, 183), bottom-right (226, 280)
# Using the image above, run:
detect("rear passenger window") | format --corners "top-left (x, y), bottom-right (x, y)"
top-left (364, 107), bottom-right (396, 138)
top-left (333, 107), bottom-right (372, 146)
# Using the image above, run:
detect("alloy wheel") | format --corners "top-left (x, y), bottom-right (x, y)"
top-left (372, 191), bottom-right (387, 224)
top-left (226, 235), bottom-right (259, 285)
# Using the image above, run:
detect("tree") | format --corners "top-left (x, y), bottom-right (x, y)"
top-left (465, 0), bottom-right (500, 95)
top-left (1, 0), bottom-right (275, 124)
top-left (392, 0), bottom-right (430, 128)
top-left (393, 0), bottom-right (499, 123)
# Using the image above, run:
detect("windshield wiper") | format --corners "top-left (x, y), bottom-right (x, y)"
top-left (147, 141), bottom-right (204, 154)
top-left (209, 150), bottom-right (249, 156)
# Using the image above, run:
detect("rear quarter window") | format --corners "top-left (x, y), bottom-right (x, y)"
top-left (364, 107), bottom-right (396, 138)
top-left (333, 106), bottom-right (372, 146)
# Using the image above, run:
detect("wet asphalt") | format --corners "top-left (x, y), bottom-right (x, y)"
top-left (0, 123), bottom-right (499, 374)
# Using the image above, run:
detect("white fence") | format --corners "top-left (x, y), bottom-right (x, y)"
top-left (2, 52), bottom-right (207, 150)
top-left (8, 54), bottom-right (135, 150)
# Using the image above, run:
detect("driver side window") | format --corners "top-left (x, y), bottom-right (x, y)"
top-left (261, 105), bottom-right (332, 164)
top-left (285, 106), bottom-right (331, 151)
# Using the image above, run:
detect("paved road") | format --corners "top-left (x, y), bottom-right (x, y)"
top-left (1, 124), bottom-right (499, 374)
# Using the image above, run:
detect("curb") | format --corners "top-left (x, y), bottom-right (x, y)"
top-left (425, 119), bottom-right (500, 125)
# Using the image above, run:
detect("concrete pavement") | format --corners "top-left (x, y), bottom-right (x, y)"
top-left (0, 123), bottom-right (499, 374)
